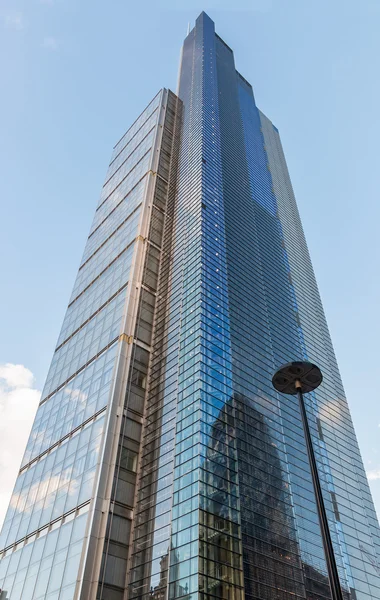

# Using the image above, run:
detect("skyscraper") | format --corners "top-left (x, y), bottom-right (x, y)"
top-left (0, 10), bottom-right (379, 600)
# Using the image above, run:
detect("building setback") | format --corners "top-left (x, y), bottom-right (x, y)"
top-left (0, 11), bottom-right (379, 600)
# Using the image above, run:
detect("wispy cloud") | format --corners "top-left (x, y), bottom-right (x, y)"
top-left (3, 12), bottom-right (25, 30)
top-left (42, 36), bottom-right (59, 51)
top-left (0, 364), bottom-right (40, 529)
top-left (367, 469), bottom-right (380, 481)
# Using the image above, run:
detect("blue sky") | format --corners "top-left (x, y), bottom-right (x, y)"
top-left (1, 0), bottom-right (380, 524)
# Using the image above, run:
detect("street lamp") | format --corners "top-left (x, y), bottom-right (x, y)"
top-left (272, 361), bottom-right (344, 600)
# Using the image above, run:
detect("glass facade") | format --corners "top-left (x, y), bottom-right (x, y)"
top-left (1, 11), bottom-right (379, 600)
top-left (0, 88), bottom-right (183, 600)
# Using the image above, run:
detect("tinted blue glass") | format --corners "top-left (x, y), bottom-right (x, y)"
top-left (0, 89), bottom-right (163, 600)
top-left (1, 13), bottom-right (379, 600)
top-left (126, 12), bottom-right (380, 600)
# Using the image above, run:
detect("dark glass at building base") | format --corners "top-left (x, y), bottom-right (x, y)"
top-left (0, 11), bottom-right (379, 600)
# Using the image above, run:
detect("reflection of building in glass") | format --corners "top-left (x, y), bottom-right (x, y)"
top-left (149, 553), bottom-right (168, 599)
top-left (234, 393), bottom-right (354, 600)
top-left (0, 10), bottom-right (379, 600)
top-left (200, 392), bottom-right (355, 600)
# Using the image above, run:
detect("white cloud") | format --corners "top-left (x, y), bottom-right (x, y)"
top-left (0, 364), bottom-right (34, 389)
top-left (0, 364), bottom-right (40, 530)
top-left (367, 469), bottom-right (380, 481)
top-left (42, 36), bottom-right (59, 51)
top-left (4, 12), bottom-right (25, 30)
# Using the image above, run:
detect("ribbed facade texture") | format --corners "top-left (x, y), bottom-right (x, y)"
top-left (1, 11), bottom-right (379, 600)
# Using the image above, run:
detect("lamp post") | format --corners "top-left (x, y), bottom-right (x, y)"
top-left (272, 361), bottom-right (344, 600)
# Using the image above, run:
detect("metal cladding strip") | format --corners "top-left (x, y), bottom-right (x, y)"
top-left (75, 89), bottom-right (168, 600)
top-left (124, 92), bottom-right (183, 600)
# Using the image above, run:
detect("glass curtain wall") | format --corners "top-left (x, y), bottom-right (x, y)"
top-left (259, 109), bottom-right (380, 599)
top-left (0, 89), bottom-right (181, 600)
top-left (1, 11), bottom-right (379, 600)
top-left (127, 13), bottom-right (245, 600)
top-left (132, 11), bottom-right (380, 600)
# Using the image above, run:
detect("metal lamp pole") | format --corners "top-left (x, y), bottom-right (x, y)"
top-left (272, 361), bottom-right (344, 600)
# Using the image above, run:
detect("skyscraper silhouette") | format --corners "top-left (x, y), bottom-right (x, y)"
top-left (0, 11), bottom-right (379, 600)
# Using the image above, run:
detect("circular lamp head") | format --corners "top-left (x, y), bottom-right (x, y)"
top-left (272, 361), bottom-right (322, 395)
